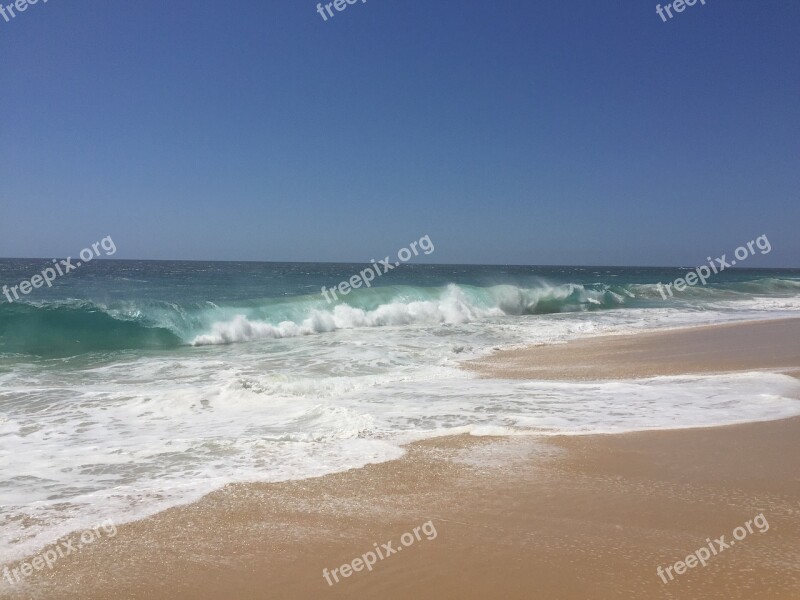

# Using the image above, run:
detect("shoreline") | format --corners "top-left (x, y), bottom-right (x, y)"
top-left (466, 317), bottom-right (800, 380)
top-left (4, 317), bottom-right (800, 599)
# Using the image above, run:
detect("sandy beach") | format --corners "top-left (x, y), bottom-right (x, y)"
top-left (4, 3), bottom-right (798, 599)
top-left (4, 318), bottom-right (800, 600)
top-left (466, 317), bottom-right (800, 381)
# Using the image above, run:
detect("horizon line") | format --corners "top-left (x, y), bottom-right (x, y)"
top-left (0, 257), bottom-right (798, 270)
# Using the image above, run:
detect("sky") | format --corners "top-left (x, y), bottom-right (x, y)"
top-left (0, 0), bottom-right (798, 266)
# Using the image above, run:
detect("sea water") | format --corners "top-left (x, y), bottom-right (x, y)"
top-left (1, 260), bottom-right (799, 561)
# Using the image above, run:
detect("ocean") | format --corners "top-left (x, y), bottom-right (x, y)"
top-left (2, 260), bottom-right (800, 562)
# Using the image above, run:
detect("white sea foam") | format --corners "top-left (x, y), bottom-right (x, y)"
top-left (191, 285), bottom-right (504, 345)
top-left (2, 292), bottom-right (800, 564)
top-left (188, 282), bottom-right (800, 347)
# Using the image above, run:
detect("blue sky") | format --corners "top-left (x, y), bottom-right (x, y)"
top-left (0, 0), bottom-right (798, 266)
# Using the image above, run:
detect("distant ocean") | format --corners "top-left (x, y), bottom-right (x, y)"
top-left (2, 260), bottom-right (800, 561)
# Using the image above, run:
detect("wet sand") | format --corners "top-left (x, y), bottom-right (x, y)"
top-left (466, 317), bottom-right (800, 380)
top-left (4, 318), bottom-right (800, 599)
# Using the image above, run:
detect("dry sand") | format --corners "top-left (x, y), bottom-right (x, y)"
top-left (4, 319), bottom-right (800, 600)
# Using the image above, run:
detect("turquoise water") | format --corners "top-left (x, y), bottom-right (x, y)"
top-left (2, 260), bottom-right (799, 357)
top-left (1, 260), bottom-right (800, 563)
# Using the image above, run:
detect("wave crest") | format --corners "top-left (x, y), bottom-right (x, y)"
top-left (191, 285), bottom-right (504, 345)
top-left (3, 277), bottom-right (798, 354)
